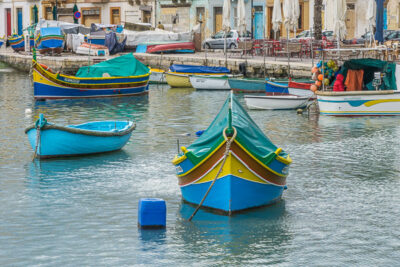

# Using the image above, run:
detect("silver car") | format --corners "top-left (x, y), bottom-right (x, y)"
top-left (202, 30), bottom-right (251, 49)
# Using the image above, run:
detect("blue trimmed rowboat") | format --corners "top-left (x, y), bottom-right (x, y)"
top-left (32, 53), bottom-right (150, 99)
top-left (8, 35), bottom-right (25, 52)
top-left (25, 114), bottom-right (135, 158)
top-left (172, 93), bottom-right (291, 214)
top-left (0, 37), bottom-right (5, 48)
top-left (265, 80), bottom-right (314, 97)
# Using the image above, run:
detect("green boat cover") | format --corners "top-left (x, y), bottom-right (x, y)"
top-left (340, 58), bottom-right (396, 90)
top-left (186, 94), bottom-right (286, 163)
top-left (76, 53), bottom-right (150, 78)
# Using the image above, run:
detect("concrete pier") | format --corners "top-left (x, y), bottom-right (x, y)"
top-left (0, 48), bottom-right (312, 78)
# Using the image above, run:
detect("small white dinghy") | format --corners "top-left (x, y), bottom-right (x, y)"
top-left (244, 95), bottom-right (311, 110)
top-left (189, 75), bottom-right (240, 90)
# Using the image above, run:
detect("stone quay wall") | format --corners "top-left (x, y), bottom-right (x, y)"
top-left (0, 50), bottom-right (312, 78)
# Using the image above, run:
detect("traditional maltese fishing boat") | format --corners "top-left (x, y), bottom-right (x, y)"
top-left (8, 34), bottom-right (25, 52)
top-left (172, 93), bottom-right (291, 214)
top-left (35, 27), bottom-right (64, 54)
top-left (26, 114), bottom-right (136, 158)
top-left (32, 53), bottom-right (150, 99)
top-left (165, 64), bottom-right (231, 88)
top-left (315, 58), bottom-right (400, 116)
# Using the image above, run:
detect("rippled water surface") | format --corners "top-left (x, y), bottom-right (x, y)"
top-left (0, 64), bottom-right (399, 266)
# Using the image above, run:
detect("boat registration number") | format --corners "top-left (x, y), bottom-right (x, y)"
top-left (64, 78), bottom-right (80, 84)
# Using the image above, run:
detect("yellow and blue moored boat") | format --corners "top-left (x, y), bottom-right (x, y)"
top-left (172, 93), bottom-right (291, 214)
top-left (32, 53), bottom-right (150, 99)
top-left (165, 64), bottom-right (230, 88)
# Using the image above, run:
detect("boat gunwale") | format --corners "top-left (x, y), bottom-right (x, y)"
top-left (33, 60), bottom-right (151, 81)
top-left (166, 71), bottom-right (230, 77)
top-left (244, 95), bottom-right (310, 101)
top-left (25, 122), bottom-right (136, 137)
top-left (316, 90), bottom-right (398, 96)
top-left (174, 138), bottom-right (290, 178)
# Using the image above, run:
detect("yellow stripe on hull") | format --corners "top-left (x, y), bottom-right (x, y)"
top-left (194, 152), bottom-right (269, 185)
top-left (165, 73), bottom-right (192, 88)
top-left (33, 68), bottom-right (61, 87)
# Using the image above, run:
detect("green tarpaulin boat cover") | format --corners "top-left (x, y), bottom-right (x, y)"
top-left (340, 58), bottom-right (397, 90)
top-left (76, 53), bottom-right (150, 78)
top-left (187, 95), bottom-right (286, 161)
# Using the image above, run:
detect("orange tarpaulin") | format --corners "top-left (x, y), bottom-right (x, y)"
top-left (345, 69), bottom-right (364, 91)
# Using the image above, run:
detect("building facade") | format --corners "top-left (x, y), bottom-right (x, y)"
top-left (0, 0), bottom-right (42, 37)
top-left (0, 0), bottom-right (156, 37)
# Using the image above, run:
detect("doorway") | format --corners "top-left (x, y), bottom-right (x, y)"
top-left (17, 8), bottom-right (23, 35)
top-left (110, 7), bottom-right (121, 24)
top-left (345, 4), bottom-right (355, 39)
top-left (6, 9), bottom-right (11, 36)
top-left (214, 7), bottom-right (222, 34)
top-left (253, 6), bottom-right (264, 39)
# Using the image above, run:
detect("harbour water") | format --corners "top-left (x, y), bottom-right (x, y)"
top-left (0, 64), bottom-right (399, 266)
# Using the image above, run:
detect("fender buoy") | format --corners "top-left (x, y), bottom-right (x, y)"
top-left (39, 63), bottom-right (54, 73)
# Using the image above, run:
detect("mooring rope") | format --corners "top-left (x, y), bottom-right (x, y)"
top-left (188, 126), bottom-right (237, 221)
top-left (32, 114), bottom-right (47, 161)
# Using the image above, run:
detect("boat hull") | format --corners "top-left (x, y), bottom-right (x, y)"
top-left (189, 75), bottom-right (231, 90)
top-left (37, 38), bottom-right (64, 54)
top-left (228, 78), bottom-right (265, 93)
top-left (181, 174), bottom-right (284, 213)
top-left (147, 42), bottom-right (195, 53)
top-left (165, 72), bottom-right (192, 88)
top-left (316, 90), bottom-right (400, 116)
top-left (266, 80), bottom-right (314, 98)
top-left (32, 61), bottom-right (149, 99)
top-left (174, 140), bottom-right (288, 213)
top-left (26, 121), bottom-right (134, 158)
top-left (244, 95), bottom-right (310, 110)
top-left (8, 36), bottom-right (25, 52)
top-left (149, 69), bottom-right (166, 84)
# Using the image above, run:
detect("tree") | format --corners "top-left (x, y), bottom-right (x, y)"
top-left (314, 0), bottom-right (323, 40)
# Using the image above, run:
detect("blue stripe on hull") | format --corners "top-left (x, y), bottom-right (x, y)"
top-left (265, 82), bottom-right (289, 94)
top-left (57, 76), bottom-right (149, 84)
top-left (34, 82), bottom-right (148, 98)
top-left (26, 128), bottom-right (132, 156)
top-left (37, 39), bottom-right (64, 49)
top-left (181, 175), bottom-right (284, 212)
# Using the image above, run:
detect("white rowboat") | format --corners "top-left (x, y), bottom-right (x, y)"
top-left (189, 75), bottom-right (241, 90)
top-left (244, 95), bottom-right (310, 110)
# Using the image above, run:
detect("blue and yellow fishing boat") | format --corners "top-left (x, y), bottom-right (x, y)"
top-left (172, 93), bottom-right (291, 214)
top-left (35, 27), bottom-right (64, 54)
top-left (32, 53), bottom-right (150, 99)
top-left (0, 36), bottom-right (5, 48)
top-left (26, 114), bottom-right (136, 158)
top-left (165, 64), bottom-right (231, 88)
top-left (8, 34), bottom-right (25, 52)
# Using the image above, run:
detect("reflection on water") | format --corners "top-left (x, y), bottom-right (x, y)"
top-left (0, 69), bottom-right (400, 266)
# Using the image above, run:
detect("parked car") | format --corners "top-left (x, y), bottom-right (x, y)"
top-left (294, 30), bottom-right (334, 41)
top-left (344, 30), bottom-right (395, 44)
top-left (202, 30), bottom-right (251, 49)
